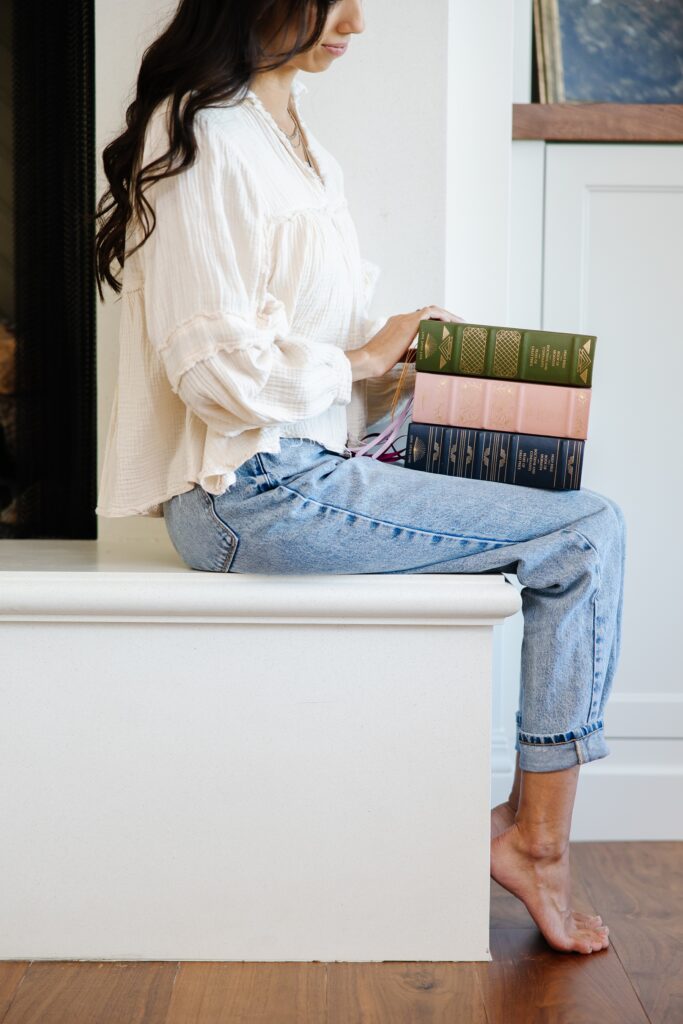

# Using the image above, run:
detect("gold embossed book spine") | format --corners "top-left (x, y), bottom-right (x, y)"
top-left (416, 321), bottom-right (596, 388)
top-left (405, 423), bottom-right (584, 491)
top-left (412, 373), bottom-right (592, 440)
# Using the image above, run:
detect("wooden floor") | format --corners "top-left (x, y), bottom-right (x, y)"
top-left (0, 842), bottom-right (681, 1024)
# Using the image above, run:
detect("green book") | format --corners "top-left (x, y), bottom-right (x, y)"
top-left (416, 320), bottom-right (596, 387)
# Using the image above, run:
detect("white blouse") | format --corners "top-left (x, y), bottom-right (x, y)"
top-left (95, 75), bottom-right (414, 518)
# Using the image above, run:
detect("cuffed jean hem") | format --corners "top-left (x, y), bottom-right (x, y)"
top-left (516, 722), bottom-right (610, 772)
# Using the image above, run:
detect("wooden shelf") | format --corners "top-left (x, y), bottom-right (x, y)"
top-left (512, 103), bottom-right (683, 142)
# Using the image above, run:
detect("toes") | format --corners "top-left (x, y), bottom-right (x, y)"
top-left (576, 926), bottom-right (609, 953)
top-left (575, 912), bottom-right (603, 925)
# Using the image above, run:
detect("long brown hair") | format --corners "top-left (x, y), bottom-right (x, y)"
top-left (94, 0), bottom-right (335, 300)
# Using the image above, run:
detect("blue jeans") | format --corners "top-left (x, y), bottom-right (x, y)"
top-left (162, 437), bottom-right (626, 774)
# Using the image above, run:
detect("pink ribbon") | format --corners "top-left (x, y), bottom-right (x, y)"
top-left (347, 395), bottom-right (414, 461)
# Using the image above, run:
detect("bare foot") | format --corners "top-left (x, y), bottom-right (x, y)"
top-left (491, 799), bottom-right (517, 839)
top-left (490, 822), bottom-right (609, 954)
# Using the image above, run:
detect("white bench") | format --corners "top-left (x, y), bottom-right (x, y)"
top-left (0, 539), bottom-right (520, 962)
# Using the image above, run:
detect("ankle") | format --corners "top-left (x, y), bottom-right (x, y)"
top-left (512, 821), bottom-right (569, 860)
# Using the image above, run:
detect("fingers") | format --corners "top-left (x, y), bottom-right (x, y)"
top-left (417, 306), bottom-right (466, 323)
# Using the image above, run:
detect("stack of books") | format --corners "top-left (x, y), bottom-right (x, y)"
top-left (404, 321), bottom-right (596, 490)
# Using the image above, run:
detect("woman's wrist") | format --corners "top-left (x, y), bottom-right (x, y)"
top-left (345, 346), bottom-right (380, 382)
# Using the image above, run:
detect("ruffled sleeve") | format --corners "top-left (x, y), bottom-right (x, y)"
top-left (137, 105), bottom-right (352, 437)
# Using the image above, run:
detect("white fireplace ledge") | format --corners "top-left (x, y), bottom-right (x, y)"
top-left (0, 539), bottom-right (522, 625)
top-left (0, 538), bottom-right (521, 961)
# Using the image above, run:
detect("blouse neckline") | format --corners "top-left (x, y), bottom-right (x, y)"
top-left (244, 79), bottom-right (328, 195)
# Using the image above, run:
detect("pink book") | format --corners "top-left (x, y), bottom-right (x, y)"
top-left (413, 372), bottom-right (592, 440)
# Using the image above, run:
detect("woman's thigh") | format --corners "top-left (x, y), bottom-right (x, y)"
top-left (164, 438), bottom-right (620, 575)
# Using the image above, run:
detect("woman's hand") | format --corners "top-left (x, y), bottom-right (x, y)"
top-left (346, 306), bottom-right (466, 381)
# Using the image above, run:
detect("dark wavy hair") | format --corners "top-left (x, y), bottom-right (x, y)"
top-left (94, 0), bottom-right (335, 301)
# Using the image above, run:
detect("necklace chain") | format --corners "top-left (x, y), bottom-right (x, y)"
top-left (282, 106), bottom-right (300, 142)
top-left (284, 103), bottom-right (315, 172)
top-left (250, 89), bottom-right (321, 182)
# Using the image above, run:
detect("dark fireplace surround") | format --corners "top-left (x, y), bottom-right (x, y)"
top-left (1, 0), bottom-right (96, 539)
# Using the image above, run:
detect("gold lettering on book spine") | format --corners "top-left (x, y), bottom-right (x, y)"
top-left (423, 332), bottom-right (437, 359)
top-left (577, 339), bottom-right (593, 384)
top-left (460, 327), bottom-right (487, 374)
top-left (567, 451), bottom-right (575, 488)
top-left (492, 329), bottom-right (521, 378)
top-left (576, 442), bottom-right (584, 487)
top-left (439, 326), bottom-right (453, 369)
top-left (448, 435), bottom-right (473, 475)
top-left (422, 426), bottom-right (439, 471)
top-left (412, 436), bottom-right (426, 463)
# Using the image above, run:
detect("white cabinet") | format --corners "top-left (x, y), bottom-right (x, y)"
top-left (0, 543), bottom-right (520, 960)
top-left (506, 141), bottom-right (683, 839)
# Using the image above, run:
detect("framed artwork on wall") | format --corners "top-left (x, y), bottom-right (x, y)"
top-left (533, 0), bottom-right (683, 103)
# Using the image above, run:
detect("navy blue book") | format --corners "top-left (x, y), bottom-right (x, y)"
top-left (405, 422), bottom-right (584, 491)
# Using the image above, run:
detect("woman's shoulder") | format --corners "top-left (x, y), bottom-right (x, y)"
top-left (142, 92), bottom-right (260, 173)
top-left (195, 99), bottom-right (259, 152)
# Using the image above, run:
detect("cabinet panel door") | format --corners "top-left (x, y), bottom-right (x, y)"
top-left (544, 144), bottom-right (683, 703)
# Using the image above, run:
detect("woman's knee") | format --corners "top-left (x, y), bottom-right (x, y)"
top-left (604, 494), bottom-right (626, 541)
top-left (580, 487), bottom-right (625, 536)
top-left (590, 490), bottom-right (626, 548)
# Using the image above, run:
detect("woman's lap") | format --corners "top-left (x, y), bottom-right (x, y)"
top-left (163, 437), bottom-right (622, 576)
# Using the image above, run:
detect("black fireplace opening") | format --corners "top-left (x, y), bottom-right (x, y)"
top-left (1, 0), bottom-right (96, 539)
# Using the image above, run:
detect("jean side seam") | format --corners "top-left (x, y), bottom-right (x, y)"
top-left (565, 527), bottom-right (603, 725)
top-left (557, 526), bottom-right (603, 730)
top-left (589, 590), bottom-right (599, 722)
top-left (273, 482), bottom-right (518, 546)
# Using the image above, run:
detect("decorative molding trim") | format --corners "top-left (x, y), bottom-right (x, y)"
top-left (606, 693), bottom-right (683, 739)
top-left (0, 571), bottom-right (522, 626)
top-left (491, 727), bottom-right (516, 775)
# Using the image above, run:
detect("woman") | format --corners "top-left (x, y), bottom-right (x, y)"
top-left (95, 0), bottom-right (624, 955)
